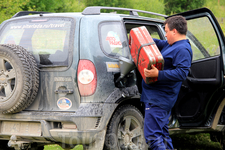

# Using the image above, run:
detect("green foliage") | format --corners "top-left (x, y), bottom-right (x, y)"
top-left (204, 0), bottom-right (225, 34)
top-left (84, 0), bottom-right (164, 18)
top-left (21, 0), bottom-right (86, 12)
top-left (0, 0), bottom-right (29, 23)
top-left (171, 133), bottom-right (221, 150)
top-left (21, 0), bottom-right (61, 12)
top-left (129, 0), bottom-right (165, 17)
top-left (44, 144), bottom-right (83, 150)
top-left (84, 0), bottom-right (132, 13)
top-left (85, 0), bottom-right (131, 8)
top-left (57, 0), bottom-right (86, 12)
top-left (0, 0), bottom-right (86, 24)
top-left (164, 0), bottom-right (205, 15)
top-left (204, 0), bottom-right (224, 18)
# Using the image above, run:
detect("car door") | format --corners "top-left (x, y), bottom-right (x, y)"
top-left (173, 8), bottom-right (225, 127)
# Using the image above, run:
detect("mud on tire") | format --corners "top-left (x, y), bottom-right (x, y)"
top-left (104, 104), bottom-right (147, 150)
top-left (0, 44), bottom-right (39, 114)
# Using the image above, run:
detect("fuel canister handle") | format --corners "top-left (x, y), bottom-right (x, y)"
top-left (136, 42), bottom-right (155, 66)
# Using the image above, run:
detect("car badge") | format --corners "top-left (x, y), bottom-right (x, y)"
top-left (57, 97), bottom-right (72, 110)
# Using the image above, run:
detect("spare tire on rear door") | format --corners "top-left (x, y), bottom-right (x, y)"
top-left (0, 44), bottom-right (39, 114)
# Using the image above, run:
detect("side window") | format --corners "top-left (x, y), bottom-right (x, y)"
top-left (125, 24), bottom-right (161, 40)
top-left (187, 17), bottom-right (220, 61)
top-left (99, 22), bottom-right (129, 58)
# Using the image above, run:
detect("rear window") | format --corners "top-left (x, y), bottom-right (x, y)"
top-left (0, 17), bottom-right (74, 67)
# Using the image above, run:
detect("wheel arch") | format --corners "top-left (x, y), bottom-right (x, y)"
top-left (115, 98), bottom-right (144, 117)
top-left (103, 97), bottom-right (144, 129)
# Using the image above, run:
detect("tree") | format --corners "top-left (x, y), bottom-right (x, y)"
top-left (20, 0), bottom-right (86, 12)
top-left (55, 0), bottom-right (86, 12)
top-left (0, 0), bottom-right (86, 23)
top-left (20, 0), bottom-right (60, 12)
top-left (0, 0), bottom-right (29, 23)
top-left (164, 0), bottom-right (205, 15)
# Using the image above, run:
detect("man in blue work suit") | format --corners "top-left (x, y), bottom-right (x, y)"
top-left (141, 15), bottom-right (193, 150)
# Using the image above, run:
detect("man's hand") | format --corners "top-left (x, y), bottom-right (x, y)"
top-left (144, 65), bottom-right (159, 77)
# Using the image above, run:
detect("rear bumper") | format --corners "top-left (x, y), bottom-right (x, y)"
top-left (49, 129), bottom-right (105, 144)
top-left (0, 128), bottom-right (104, 145)
top-left (0, 111), bottom-right (106, 145)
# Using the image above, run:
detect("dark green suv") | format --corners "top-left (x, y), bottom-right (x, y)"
top-left (0, 6), bottom-right (225, 150)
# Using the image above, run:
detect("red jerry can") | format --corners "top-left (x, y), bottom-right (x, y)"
top-left (129, 26), bottom-right (164, 84)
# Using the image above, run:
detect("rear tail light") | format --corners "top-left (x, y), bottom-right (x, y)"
top-left (77, 60), bottom-right (97, 96)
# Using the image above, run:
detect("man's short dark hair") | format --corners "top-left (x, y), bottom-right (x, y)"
top-left (164, 15), bottom-right (187, 35)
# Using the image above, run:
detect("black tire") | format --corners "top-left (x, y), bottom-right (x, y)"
top-left (0, 44), bottom-right (39, 114)
top-left (104, 104), bottom-right (147, 150)
top-left (18, 45), bottom-right (39, 110)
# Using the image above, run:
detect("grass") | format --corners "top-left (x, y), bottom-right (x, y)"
top-left (171, 133), bottom-right (222, 150)
top-left (44, 133), bottom-right (222, 150)
top-left (44, 145), bottom-right (83, 150)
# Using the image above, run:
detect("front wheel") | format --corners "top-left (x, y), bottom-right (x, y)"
top-left (104, 104), bottom-right (147, 150)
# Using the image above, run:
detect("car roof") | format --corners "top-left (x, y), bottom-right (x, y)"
top-left (10, 6), bottom-right (166, 24)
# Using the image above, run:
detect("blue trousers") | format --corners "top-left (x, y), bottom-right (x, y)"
top-left (144, 103), bottom-right (174, 150)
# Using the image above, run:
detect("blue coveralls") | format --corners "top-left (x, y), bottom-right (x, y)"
top-left (141, 39), bottom-right (192, 150)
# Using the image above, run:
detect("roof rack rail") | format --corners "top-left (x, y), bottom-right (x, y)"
top-left (82, 6), bottom-right (167, 18)
top-left (12, 11), bottom-right (50, 18)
